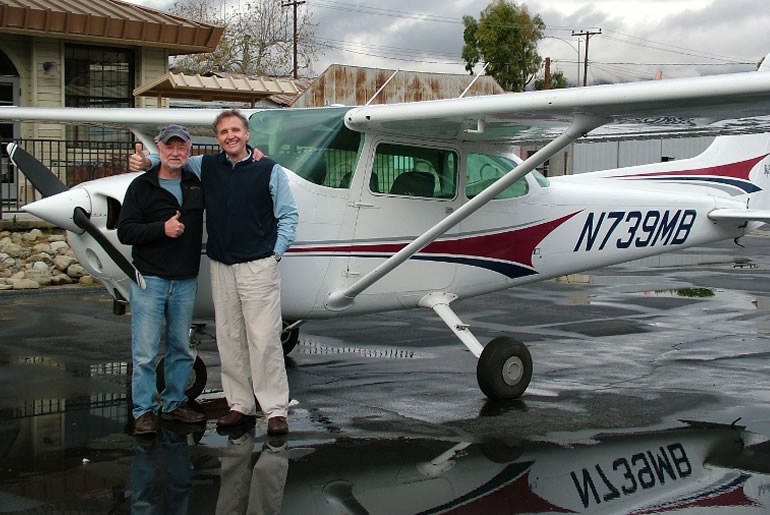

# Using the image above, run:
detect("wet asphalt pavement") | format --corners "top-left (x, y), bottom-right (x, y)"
top-left (1, 230), bottom-right (770, 513)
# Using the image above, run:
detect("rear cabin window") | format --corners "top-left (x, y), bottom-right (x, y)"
top-left (465, 153), bottom-right (530, 199)
top-left (248, 107), bottom-right (362, 188)
top-left (371, 143), bottom-right (457, 199)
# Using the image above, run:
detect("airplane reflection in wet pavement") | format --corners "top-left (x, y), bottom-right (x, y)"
top-left (1, 420), bottom-right (769, 513)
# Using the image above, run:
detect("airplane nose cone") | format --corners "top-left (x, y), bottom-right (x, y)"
top-left (22, 187), bottom-right (91, 234)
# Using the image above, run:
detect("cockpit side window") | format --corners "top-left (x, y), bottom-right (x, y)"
top-left (371, 143), bottom-right (457, 199)
top-left (248, 107), bottom-right (362, 188)
top-left (465, 153), bottom-right (529, 199)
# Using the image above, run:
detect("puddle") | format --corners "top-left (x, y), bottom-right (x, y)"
top-left (649, 287), bottom-right (716, 298)
top-left (1, 420), bottom-right (768, 513)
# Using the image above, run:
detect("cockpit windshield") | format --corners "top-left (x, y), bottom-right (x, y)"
top-left (248, 107), bottom-right (363, 188)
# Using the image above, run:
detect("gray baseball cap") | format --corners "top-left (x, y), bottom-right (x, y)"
top-left (157, 124), bottom-right (191, 143)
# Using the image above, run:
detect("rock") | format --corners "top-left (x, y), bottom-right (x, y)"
top-left (3, 243), bottom-right (29, 259)
top-left (28, 253), bottom-right (54, 266)
top-left (54, 255), bottom-right (78, 271)
top-left (78, 275), bottom-right (95, 286)
top-left (51, 273), bottom-right (74, 285)
top-left (50, 241), bottom-right (69, 254)
top-left (66, 263), bottom-right (88, 279)
top-left (25, 269), bottom-right (53, 286)
top-left (11, 278), bottom-right (40, 289)
top-left (31, 261), bottom-right (49, 272)
top-left (22, 229), bottom-right (43, 241)
top-left (47, 234), bottom-right (66, 242)
top-left (32, 242), bottom-right (52, 253)
top-left (0, 255), bottom-right (17, 272)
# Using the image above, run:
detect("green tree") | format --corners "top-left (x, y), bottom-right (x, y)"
top-left (462, 1), bottom-right (545, 92)
top-left (169, 0), bottom-right (322, 77)
top-left (534, 69), bottom-right (568, 90)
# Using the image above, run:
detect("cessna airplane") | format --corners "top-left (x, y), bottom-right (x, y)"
top-left (4, 57), bottom-right (770, 401)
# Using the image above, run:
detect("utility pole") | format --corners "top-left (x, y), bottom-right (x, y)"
top-left (282, 0), bottom-right (306, 79)
top-left (571, 28), bottom-right (601, 86)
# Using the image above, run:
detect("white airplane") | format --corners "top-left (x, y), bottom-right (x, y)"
top-left (4, 58), bottom-right (770, 401)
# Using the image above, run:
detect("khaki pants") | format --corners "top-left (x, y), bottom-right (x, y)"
top-left (210, 257), bottom-right (289, 418)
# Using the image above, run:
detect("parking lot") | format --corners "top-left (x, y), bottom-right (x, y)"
top-left (1, 230), bottom-right (770, 512)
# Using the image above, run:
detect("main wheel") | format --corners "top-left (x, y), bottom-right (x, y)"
top-left (476, 337), bottom-right (532, 400)
top-left (156, 355), bottom-right (207, 401)
top-left (282, 320), bottom-right (299, 355)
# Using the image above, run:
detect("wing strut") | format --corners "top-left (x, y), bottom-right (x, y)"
top-left (325, 113), bottom-right (608, 311)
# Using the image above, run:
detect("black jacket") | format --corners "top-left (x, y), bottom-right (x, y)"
top-left (117, 166), bottom-right (204, 279)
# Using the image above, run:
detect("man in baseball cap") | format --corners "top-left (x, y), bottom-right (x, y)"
top-left (118, 123), bottom-right (206, 435)
top-left (156, 124), bottom-right (191, 144)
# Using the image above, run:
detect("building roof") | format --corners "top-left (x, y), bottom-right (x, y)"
top-left (0, 0), bottom-right (223, 54)
top-left (134, 72), bottom-right (305, 107)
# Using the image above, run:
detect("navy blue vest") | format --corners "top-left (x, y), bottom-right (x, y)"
top-left (201, 153), bottom-right (278, 265)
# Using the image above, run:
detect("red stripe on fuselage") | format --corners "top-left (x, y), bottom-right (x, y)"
top-left (617, 155), bottom-right (767, 181)
top-left (287, 212), bottom-right (580, 268)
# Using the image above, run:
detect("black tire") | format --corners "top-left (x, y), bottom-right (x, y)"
top-left (156, 355), bottom-right (207, 401)
top-left (282, 320), bottom-right (299, 355)
top-left (476, 337), bottom-right (532, 400)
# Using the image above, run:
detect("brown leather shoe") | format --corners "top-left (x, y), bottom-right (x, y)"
top-left (161, 403), bottom-right (205, 423)
top-left (217, 410), bottom-right (256, 428)
top-left (134, 412), bottom-right (158, 435)
top-left (267, 416), bottom-right (289, 435)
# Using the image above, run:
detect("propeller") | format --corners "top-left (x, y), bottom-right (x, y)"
top-left (5, 142), bottom-right (68, 197)
top-left (6, 142), bottom-right (145, 288)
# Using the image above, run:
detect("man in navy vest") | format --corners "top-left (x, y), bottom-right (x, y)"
top-left (130, 110), bottom-right (298, 435)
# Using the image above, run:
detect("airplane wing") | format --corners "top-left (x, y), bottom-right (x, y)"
top-left (343, 68), bottom-right (770, 144)
top-left (2, 65), bottom-right (770, 146)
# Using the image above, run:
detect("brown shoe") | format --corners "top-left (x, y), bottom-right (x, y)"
top-left (134, 412), bottom-right (158, 435)
top-left (161, 403), bottom-right (205, 423)
top-left (217, 410), bottom-right (256, 428)
top-left (267, 416), bottom-right (289, 435)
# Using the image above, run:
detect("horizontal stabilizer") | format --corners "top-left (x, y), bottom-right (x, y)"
top-left (708, 208), bottom-right (770, 223)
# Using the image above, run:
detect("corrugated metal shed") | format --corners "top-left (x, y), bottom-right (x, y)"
top-left (0, 0), bottom-right (223, 54)
top-left (571, 136), bottom-right (715, 174)
top-left (134, 72), bottom-right (303, 107)
top-left (291, 64), bottom-right (505, 108)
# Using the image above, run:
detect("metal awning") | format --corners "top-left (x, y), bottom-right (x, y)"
top-left (133, 72), bottom-right (303, 107)
top-left (0, 0), bottom-right (223, 54)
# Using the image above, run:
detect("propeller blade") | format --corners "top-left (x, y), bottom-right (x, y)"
top-left (73, 207), bottom-right (146, 288)
top-left (6, 142), bottom-right (69, 197)
top-left (72, 207), bottom-right (145, 289)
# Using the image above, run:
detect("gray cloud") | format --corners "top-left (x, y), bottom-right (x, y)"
top-left (131, 0), bottom-right (770, 85)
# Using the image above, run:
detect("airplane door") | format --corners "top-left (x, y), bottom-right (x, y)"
top-left (349, 140), bottom-right (459, 295)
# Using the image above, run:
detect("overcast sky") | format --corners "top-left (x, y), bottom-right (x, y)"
top-left (129, 0), bottom-right (770, 86)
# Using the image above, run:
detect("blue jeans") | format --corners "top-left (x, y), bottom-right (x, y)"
top-left (131, 427), bottom-right (193, 514)
top-left (130, 276), bottom-right (197, 419)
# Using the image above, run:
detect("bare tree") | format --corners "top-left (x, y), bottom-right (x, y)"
top-left (170, 0), bottom-right (322, 77)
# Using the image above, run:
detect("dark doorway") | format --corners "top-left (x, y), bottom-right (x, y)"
top-left (1, 50), bottom-right (20, 203)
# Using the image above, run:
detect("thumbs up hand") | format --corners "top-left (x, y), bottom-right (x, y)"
top-left (164, 210), bottom-right (185, 238)
top-left (129, 142), bottom-right (151, 172)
